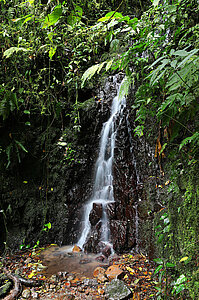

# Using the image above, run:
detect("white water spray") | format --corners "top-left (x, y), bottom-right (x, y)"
top-left (77, 77), bottom-right (126, 250)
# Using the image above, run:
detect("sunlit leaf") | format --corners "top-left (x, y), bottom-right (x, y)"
top-left (154, 265), bottom-right (163, 275)
top-left (43, 4), bottom-right (62, 28)
top-left (24, 110), bottom-right (30, 114)
top-left (179, 256), bottom-right (189, 263)
top-left (166, 262), bottom-right (175, 267)
top-left (15, 141), bottom-right (28, 153)
top-left (3, 47), bottom-right (29, 58)
top-left (49, 46), bottom-right (57, 59)
top-left (118, 75), bottom-right (131, 101)
top-left (153, 258), bottom-right (163, 264)
top-left (152, 0), bottom-right (160, 7)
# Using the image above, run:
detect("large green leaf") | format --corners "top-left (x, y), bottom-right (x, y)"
top-left (98, 11), bottom-right (123, 22)
top-left (118, 75), bottom-right (131, 101)
top-left (178, 49), bottom-right (199, 68)
top-left (81, 64), bottom-right (101, 87)
top-left (43, 4), bottom-right (62, 28)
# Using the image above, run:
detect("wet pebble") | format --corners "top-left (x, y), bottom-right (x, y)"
top-left (21, 289), bottom-right (31, 298)
top-left (31, 289), bottom-right (39, 298)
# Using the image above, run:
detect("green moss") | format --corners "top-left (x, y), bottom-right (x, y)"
top-left (154, 159), bottom-right (199, 298)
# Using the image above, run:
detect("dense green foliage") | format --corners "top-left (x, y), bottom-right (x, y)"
top-left (0, 0), bottom-right (198, 298)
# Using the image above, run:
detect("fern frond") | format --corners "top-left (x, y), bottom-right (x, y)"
top-left (3, 47), bottom-right (30, 58)
top-left (118, 75), bottom-right (131, 101)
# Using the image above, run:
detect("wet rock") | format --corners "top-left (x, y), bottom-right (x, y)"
top-left (97, 273), bottom-right (108, 283)
top-left (107, 202), bottom-right (116, 219)
top-left (102, 245), bottom-right (111, 258)
top-left (95, 255), bottom-right (106, 262)
top-left (72, 245), bottom-right (82, 252)
top-left (93, 267), bottom-right (106, 277)
top-left (22, 288), bottom-right (31, 298)
top-left (105, 265), bottom-right (124, 280)
top-left (79, 258), bottom-right (92, 264)
top-left (110, 220), bottom-right (128, 252)
top-left (105, 279), bottom-right (132, 300)
top-left (89, 203), bottom-right (103, 226)
top-left (83, 226), bottom-right (101, 253)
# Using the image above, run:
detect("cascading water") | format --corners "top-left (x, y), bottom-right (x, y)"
top-left (77, 76), bottom-right (126, 251)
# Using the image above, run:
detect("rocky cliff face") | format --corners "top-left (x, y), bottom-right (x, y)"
top-left (0, 75), bottom-right (161, 258)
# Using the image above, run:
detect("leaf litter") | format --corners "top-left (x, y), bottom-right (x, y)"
top-left (0, 245), bottom-right (159, 299)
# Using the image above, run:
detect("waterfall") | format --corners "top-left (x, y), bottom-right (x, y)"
top-left (77, 76), bottom-right (126, 251)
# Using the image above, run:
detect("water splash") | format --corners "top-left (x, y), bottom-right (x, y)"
top-left (77, 76), bottom-right (126, 250)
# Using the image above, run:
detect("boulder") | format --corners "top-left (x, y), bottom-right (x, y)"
top-left (102, 245), bottom-right (112, 258)
top-left (105, 279), bottom-right (132, 299)
top-left (93, 267), bottom-right (106, 277)
top-left (89, 203), bottom-right (103, 226)
top-left (105, 265), bottom-right (124, 280)
top-left (72, 245), bottom-right (82, 252)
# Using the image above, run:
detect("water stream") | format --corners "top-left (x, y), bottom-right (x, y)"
top-left (77, 76), bottom-right (126, 251)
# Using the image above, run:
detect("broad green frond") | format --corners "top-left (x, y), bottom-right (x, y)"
top-left (3, 47), bottom-right (30, 58)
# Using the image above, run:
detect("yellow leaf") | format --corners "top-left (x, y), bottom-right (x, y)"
top-left (165, 180), bottom-right (170, 185)
top-left (139, 267), bottom-right (142, 271)
top-left (126, 266), bottom-right (134, 273)
top-left (124, 274), bottom-right (128, 279)
top-left (179, 256), bottom-right (189, 263)
top-left (28, 271), bottom-right (36, 278)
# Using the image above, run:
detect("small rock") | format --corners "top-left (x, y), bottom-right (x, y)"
top-left (79, 258), bottom-right (92, 264)
top-left (58, 271), bottom-right (68, 278)
top-left (105, 265), bottom-right (124, 280)
top-left (77, 286), bottom-right (84, 293)
top-left (72, 245), bottom-right (82, 252)
top-left (67, 274), bottom-right (75, 281)
top-left (105, 279), bottom-right (132, 300)
top-left (31, 290), bottom-right (38, 299)
top-left (93, 267), bottom-right (106, 277)
top-left (97, 273), bottom-right (108, 283)
top-left (98, 287), bottom-right (105, 295)
top-left (22, 289), bottom-right (31, 299)
top-left (49, 284), bottom-right (56, 289)
top-left (102, 245), bottom-right (111, 258)
top-left (95, 255), bottom-right (106, 262)
top-left (82, 278), bottom-right (98, 287)
top-left (49, 274), bottom-right (57, 282)
top-left (24, 257), bottom-right (31, 264)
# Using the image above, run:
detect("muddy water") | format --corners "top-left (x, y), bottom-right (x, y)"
top-left (40, 246), bottom-right (109, 278)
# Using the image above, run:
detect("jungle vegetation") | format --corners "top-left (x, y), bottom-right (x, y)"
top-left (0, 0), bottom-right (198, 298)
